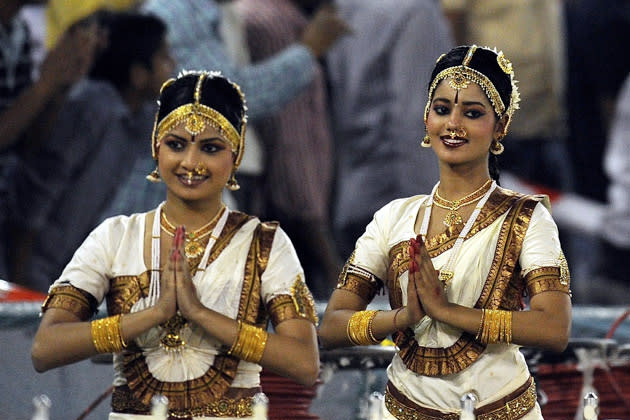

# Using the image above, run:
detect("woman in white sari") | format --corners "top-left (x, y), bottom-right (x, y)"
top-left (318, 45), bottom-right (572, 419)
top-left (31, 71), bottom-right (320, 419)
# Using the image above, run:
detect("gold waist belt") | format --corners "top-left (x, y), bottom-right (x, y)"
top-left (385, 376), bottom-right (536, 420)
top-left (112, 385), bottom-right (254, 418)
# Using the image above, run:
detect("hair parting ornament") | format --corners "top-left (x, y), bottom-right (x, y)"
top-left (423, 45), bottom-right (520, 137)
top-left (150, 70), bottom-right (247, 170)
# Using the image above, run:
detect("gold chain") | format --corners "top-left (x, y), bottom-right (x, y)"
top-left (433, 179), bottom-right (492, 210)
top-left (160, 205), bottom-right (226, 260)
top-left (432, 180), bottom-right (492, 227)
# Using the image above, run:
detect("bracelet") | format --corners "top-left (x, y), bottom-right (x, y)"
top-left (228, 320), bottom-right (268, 363)
top-left (392, 307), bottom-right (404, 331)
top-left (91, 314), bottom-right (127, 353)
top-left (346, 310), bottom-right (381, 346)
top-left (475, 309), bottom-right (486, 341)
top-left (476, 309), bottom-right (513, 344)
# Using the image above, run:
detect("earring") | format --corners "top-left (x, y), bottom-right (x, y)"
top-left (490, 140), bottom-right (504, 155)
top-left (226, 173), bottom-right (240, 191)
top-left (146, 166), bottom-right (161, 183)
top-left (421, 134), bottom-right (431, 148)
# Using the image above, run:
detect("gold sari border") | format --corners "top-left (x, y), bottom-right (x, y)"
top-left (384, 377), bottom-right (536, 420)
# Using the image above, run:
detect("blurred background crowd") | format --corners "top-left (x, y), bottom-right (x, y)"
top-left (1, 0), bottom-right (629, 305)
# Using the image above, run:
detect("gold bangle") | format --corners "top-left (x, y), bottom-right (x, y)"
top-left (475, 309), bottom-right (486, 341)
top-left (118, 314), bottom-right (127, 349)
top-left (504, 310), bottom-right (513, 344)
top-left (477, 309), bottom-right (513, 344)
top-left (228, 320), bottom-right (268, 363)
top-left (367, 310), bottom-right (380, 343)
top-left (347, 310), bottom-right (380, 346)
top-left (91, 314), bottom-right (125, 353)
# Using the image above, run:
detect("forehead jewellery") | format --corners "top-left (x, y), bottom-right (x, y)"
top-left (151, 71), bottom-right (248, 170)
top-left (424, 45), bottom-right (520, 138)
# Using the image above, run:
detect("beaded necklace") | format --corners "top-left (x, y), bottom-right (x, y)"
top-left (419, 180), bottom-right (497, 289)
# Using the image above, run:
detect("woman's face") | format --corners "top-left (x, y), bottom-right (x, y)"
top-left (157, 122), bottom-right (235, 204)
top-left (425, 78), bottom-right (503, 169)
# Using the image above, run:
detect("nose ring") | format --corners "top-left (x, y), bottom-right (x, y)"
top-left (193, 164), bottom-right (209, 176)
top-left (449, 127), bottom-right (467, 139)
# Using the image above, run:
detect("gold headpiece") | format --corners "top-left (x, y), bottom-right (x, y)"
top-left (424, 45), bottom-right (520, 136)
top-left (150, 70), bottom-right (247, 169)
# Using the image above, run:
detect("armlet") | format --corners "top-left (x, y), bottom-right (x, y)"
top-left (336, 262), bottom-right (382, 301)
top-left (268, 275), bottom-right (318, 327)
top-left (525, 264), bottom-right (571, 297)
top-left (41, 284), bottom-right (98, 320)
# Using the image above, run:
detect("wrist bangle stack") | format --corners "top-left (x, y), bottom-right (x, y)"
top-left (90, 314), bottom-right (127, 353)
top-left (476, 309), bottom-right (513, 344)
top-left (346, 310), bottom-right (381, 346)
top-left (228, 320), bottom-right (268, 363)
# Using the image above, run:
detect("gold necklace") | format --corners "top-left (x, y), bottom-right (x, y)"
top-left (432, 179), bottom-right (492, 227)
top-left (160, 205), bottom-right (226, 260)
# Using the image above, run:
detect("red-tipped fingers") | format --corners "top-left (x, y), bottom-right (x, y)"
top-left (171, 226), bottom-right (186, 262)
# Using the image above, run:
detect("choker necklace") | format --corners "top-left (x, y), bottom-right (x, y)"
top-left (161, 204), bottom-right (226, 260)
top-left (432, 179), bottom-right (492, 227)
top-left (420, 180), bottom-right (497, 290)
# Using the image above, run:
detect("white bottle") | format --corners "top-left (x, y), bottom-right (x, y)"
top-left (459, 392), bottom-right (476, 420)
top-left (251, 392), bottom-right (269, 420)
top-left (368, 391), bottom-right (384, 420)
top-left (583, 391), bottom-right (599, 420)
top-left (150, 394), bottom-right (169, 419)
top-left (30, 395), bottom-right (51, 420)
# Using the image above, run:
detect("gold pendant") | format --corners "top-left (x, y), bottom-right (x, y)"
top-left (160, 313), bottom-right (188, 349)
top-left (184, 239), bottom-right (205, 259)
top-left (443, 210), bottom-right (463, 227)
top-left (438, 270), bottom-right (454, 289)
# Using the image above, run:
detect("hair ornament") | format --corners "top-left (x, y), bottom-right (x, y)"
top-left (159, 77), bottom-right (176, 95)
top-left (496, 51), bottom-right (513, 75)
top-left (185, 72), bottom-right (209, 136)
top-left (150, 70), bottom-right (248, 169)
top-left (462, 45), bottom-right (477, 66)
top-left (424, 45), bottom-right (521, 138)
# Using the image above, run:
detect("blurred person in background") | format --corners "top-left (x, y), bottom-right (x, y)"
top-left (594, 72), bottom-right (630, 304)
top-left (327, 0), bottom-right (453, 260)
top-left (235, 0), bottom-right (342, 300)
top-left (0, 0), bottom-right (98, 281)
top-left (565, 0), bottom-right (630, 203)
top-left (10, 11), bottom-right (174, 291)
top-left (441, 0), bottom-right (571, 192)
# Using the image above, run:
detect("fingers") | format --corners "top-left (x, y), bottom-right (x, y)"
top-left (408, 234), bottom-right (422, 274)
top-left (171, 226), bottom-right (185, 263)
